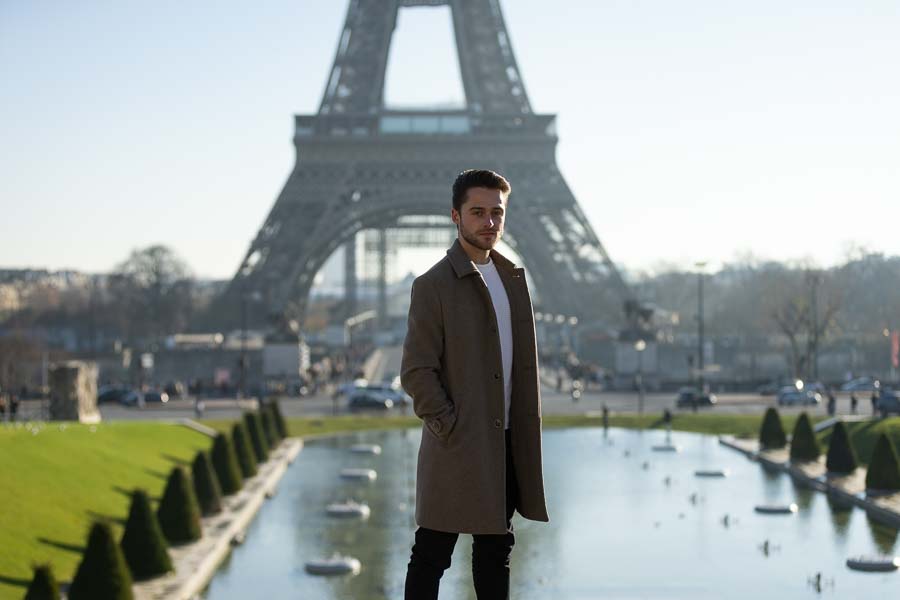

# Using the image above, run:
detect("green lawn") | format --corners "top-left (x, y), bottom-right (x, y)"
top-left (0, 421), bottom-right (212, 599)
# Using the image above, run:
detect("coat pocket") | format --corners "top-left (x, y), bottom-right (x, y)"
top-left (425, 407), bottom-right (457, 446)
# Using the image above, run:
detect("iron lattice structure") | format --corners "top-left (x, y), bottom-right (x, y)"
top-left (204, 0), bottom-right (644, 335)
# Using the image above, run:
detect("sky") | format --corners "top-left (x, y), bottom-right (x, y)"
top-left (2, 0), bottom-right (899, 281)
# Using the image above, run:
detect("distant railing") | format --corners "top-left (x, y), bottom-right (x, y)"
top-left (294, 111), bottom-right (556, 139)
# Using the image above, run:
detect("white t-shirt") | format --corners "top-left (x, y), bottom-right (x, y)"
top-left (476, 258), bottom-right (513, 429)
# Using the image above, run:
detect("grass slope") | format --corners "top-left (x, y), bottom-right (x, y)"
top-left (0, 422), bottom-right (210, 599)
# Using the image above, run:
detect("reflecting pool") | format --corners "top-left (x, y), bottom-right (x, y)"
top-left (203, 428), bottom-right (898, 599)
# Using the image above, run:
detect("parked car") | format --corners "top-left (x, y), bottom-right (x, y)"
top-left (143, 391), bottom-right (169, 404)
top-left (876, 388), bottom-right (900, 417)
top-left (334, 378), bottom-right (368, 398)
top-left (777, 387), bottom-right (821, 406)
top-left (362, 383), bottom-right (411, 406)
top-left (840, 377), bottom-right (880, 392)
top-left (675, 388), bottom-right (717, 408)
top-left (97, 386), bottom-right (131, 405)
top-left (348, 390), bottom-right (394, 411)
top-left (756, 382), bottom-right (780, 396)
top-left (120, 390), bottom-right (144, 407)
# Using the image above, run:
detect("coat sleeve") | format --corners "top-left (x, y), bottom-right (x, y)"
top-left (401, 276), bottom-right (457, 441)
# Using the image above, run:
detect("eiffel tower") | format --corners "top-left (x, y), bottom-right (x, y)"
top-left (204, 0), bottom-right (648, 338)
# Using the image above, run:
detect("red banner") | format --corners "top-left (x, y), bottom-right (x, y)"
top-left (892, 330), bottom-right (899, 369)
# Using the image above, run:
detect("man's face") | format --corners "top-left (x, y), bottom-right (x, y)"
top-left (451, 187), bottom-right (507, 251)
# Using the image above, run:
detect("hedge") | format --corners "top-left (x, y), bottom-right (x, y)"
top-left (24, 563), bottom-right (59, 600)
top-left (244, 412), bottom-right (269, 463)
top-left (825, 420), bottom-right (858, 473)
top-left (789, 412), bottom-right (820, 462)
top-left (759, 407), bottom-right (787, 449)
top-left (156, 466), bottom-right (202, 545)
top-left (232, 421), bottom-right (258, 478)
top-left (68, 521), bottom-right (134, 600)
top-left (270, 398), bottom-right (289, 439)
top-left (120, 489), bottom-right (172, 579)
top-left (211, 432), bottom-right (243, 495)
top-left (865, 433), bottom-right (900, 492)
top-left (191, 450), bottom-right (223, 516)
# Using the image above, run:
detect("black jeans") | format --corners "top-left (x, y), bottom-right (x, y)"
top-left (404, 430), bottom-right (519, 600)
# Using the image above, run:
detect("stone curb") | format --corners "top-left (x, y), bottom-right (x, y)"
top-left (718, 435), bottom-right (900, 528)
top-left (131, 438), bottom-right (303, 600)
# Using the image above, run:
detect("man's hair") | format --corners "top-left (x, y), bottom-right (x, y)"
top-left (451, 169), bottom-right (511, 212)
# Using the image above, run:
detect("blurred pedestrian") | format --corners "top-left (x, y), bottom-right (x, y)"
top-left (871, 390), bottom-right (878, 416)
top-left (850, 392), bottom-right (858, 415)
top-left (827, 390), bottom-right (836, 417)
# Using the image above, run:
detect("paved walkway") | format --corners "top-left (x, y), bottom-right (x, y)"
top-left (720, 436), bottom-right (900, 528)
top-left (133, 438), bottom-right (303, 600)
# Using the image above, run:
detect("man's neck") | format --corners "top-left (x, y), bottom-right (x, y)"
top-left (458, 236), bottom-right (491, 264)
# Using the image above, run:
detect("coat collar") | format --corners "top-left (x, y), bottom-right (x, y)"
top-left (447, 238), bottom-right (522, 279)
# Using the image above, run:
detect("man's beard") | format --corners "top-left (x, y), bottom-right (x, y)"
top-left (460, 223), bottom-right (501, 251)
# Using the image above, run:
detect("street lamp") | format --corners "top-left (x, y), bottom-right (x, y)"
top-left (239, 288), bottom-right (262, 400)
top-left (695, 261), bottom-right (707, 393)
top-left (635, 339), bottom-right (647, 415)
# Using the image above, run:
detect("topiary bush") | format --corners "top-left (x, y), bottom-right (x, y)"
top-left (261, 406), bottom-right (278, 447)
top-left (789, 412), bottom-right (820, 462)
top-left (211, 432), bottom-right (243, 495)
top-left (825, 420), bottom-right (858, 474)
top-left (191, 451), bottom-right (223, 516)
top-left (232, 421), bottom-right (258, 478)
top-left (68, 521), bottom-right (134, 600)
top-left (759, 407), bottom-right (787, 450)
top-left (120, 489), bottom-right (172, 580)
top-left (270, 398), bottom-right (288, 439)
top-left (244, 411), bottom-right (269, 463)
top-left (24, 563), bottom-right (59, 600)
top-left (156, 466), bottom-right (202, 545)
top-left (865, 433), bottom-right (900, 492)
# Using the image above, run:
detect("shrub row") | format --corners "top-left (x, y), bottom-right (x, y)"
top-left (760, 409), bottom-right (900, 491)
top-left (51, 407), bottom-right (286, 597)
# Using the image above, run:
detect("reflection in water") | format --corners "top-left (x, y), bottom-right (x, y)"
top-left (866, 512), bottom-right (899, 554)
top-left (203, 428), bottom-right (900, 599)
top-left (825, 494), bottom-right (853, 543)
top-left (790, 477), bottom-right (816, 512)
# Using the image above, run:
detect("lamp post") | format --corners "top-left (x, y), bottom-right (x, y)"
top-left (695, 261), bottom-right (707, 393)
top-left (239, 288), bottom-right (262, 400)
top-left (806, 270), bottom-right (822, 382)
top-left (635, 339), bottom-right (646, 415)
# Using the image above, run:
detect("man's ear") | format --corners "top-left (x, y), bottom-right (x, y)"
top-left (451, 208), bottom-right (459, 225)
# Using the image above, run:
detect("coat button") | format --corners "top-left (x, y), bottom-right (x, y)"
top-left (494, 373), bottom-right (500, 379)
top-left (430, 420), bottom-right (442, 433)
top-left (494, 419), bottom-right (503, 429)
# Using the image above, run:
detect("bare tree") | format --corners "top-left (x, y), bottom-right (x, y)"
top-left (110, 245), bottom-right (195, 346)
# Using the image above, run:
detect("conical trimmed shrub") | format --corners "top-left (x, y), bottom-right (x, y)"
top-left (232, 421), bottom-right (258, 478)
top-left (261, 407), bottom-right (278, 447)
top-left (865, 433), bottom-right (900, 492)
top-left (24, 563), bottom-right (59, 600)
top-left (759, 407), bottom-right (787, 450)
top-left (211, 432), bottom-right (243, 495)
top-left (789, 412), bottom-right (820, 462)
top-left (156, 466), bottom-right (202, 545)
top-left (270, 398), bottom-right (288, 439)
top-left (120, 489), bottom-right (172, 579)
top-left (826, 421), bottom-right (858, 473)
top-left (191, 451), bottom-right (223, 516)
top-left (68, 522), bottom-right (133, 600)
top-left (244, 412), bottom-right (269, 463)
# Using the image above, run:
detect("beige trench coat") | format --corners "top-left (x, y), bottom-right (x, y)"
top-left (401, 239), bottom-right (549, 534)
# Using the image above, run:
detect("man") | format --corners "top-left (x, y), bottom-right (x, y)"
top-left (401, 169), bottom-right (548, 599)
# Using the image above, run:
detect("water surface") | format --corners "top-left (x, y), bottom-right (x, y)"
top-left (203, 428), bottom-right (898, 599)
